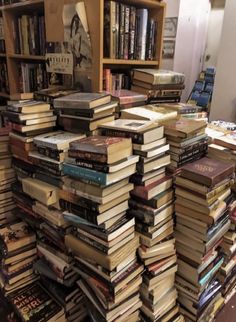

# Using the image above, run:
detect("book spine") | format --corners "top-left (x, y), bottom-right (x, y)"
top-left (77, 234), bottom-right (108, 254)
top-left (119, 3), bottom-right (125, 59)
top-left (63, 164), bottom-right (107, 186)
top-left (68, 150), bottom-right (108, 164)
top-left (124, 5), bottom-right (130, 60)
top-left (37, 146), bottom-right (62, 162)
top-left (100, 128), bottom-right (144, 144)
top-left (129, 6), bottom-right (136, 60)
top-left (73, 160), bottom-right (109, 173)
top-left (146, 19), bottom-right (156, 60)
top-left (177, 144), bottom-right (208, 162)
top-left (103, 2), bottom-right (110, 58)
top-left (115, 2), bottom-right (120, 59)
top-left (110, 1), bottom-right (116, 59)
top-left (104, 68), bottom-right (111, 92)
top-left (136, 9), bottom-right (148, 60)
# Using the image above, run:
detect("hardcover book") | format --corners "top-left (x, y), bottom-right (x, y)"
top-left (54, 92), bottom-right (111, 109)
top-left (162, 119), bottom-right (207, 138)
top-left (180, 157), bottom-right (235, 187)
top-left (133, 69), bottom-right (185, 85)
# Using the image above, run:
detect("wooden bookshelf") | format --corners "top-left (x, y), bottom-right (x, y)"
top-left (88, 0), bottom-right (165, 91)
top-left (8, 54), bottom-right (45, 60)
top-left (0, 0), bottom-right (44, 11)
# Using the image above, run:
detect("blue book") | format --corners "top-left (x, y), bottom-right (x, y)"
top-left (199, 258), bottom-right (224, 286)
top-left (63, 163), bottom-right (136, 186)
top-left (205, 82), bottom-right (214, 93)
top-left (197, 91), bottom-right (211, 107)
top-left (194, 81), bottom-right (205, 92)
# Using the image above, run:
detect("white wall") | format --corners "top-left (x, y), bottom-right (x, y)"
top-left (161, 0), bottom-right (180, 70)
top-left (204, 0), bottom-right (226, 69)
top-left (210, 0), bottom-right (236, 121)
top-left (162, 0), bottom-right (210, 102)
top-left (173, 0), bottom-right (210, 101)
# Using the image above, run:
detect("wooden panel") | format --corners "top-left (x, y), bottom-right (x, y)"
top-left (0, 0), bottom-right (44, 11)
top-left (8, 54), bottom-right (45, 60)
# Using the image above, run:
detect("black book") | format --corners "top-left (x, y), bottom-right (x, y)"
top-left (119, 3), bottom-right (125, 59)
top-left (129, 6), bottom-right (136, 60)
top-left (124, 5), bottom-right (130, 60)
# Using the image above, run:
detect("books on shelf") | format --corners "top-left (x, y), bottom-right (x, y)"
top-left (18, 62), bottom-right (48, 93)
top-left (104, 2), bottom-right (157, 61)
top-left (13, 13), bottom-right (46, 56)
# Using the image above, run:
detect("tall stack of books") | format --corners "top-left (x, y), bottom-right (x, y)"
top-left (161, 119), bottom-right (208, 173)
top-left (0, 126), bottom-right (16, 226)
top-left (62, 135), bottom-right (142, 321)
top-left (219, 197), bottom-right (236, 303)
top-left (0, 220), bottom-right (38, 295)
top-left (174, 157), bottom-right (235, 321)
top-left (54, 92), bottom-right (117, 135)
top-left (99, 119), bottom-right (183, 321)
top-left (8, 282), bottom-right (66, 322)
top-left (131, 69), bottom-right (185, 103)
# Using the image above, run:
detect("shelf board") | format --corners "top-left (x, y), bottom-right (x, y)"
top-left (123, 0), bottom-right (165, 9)
top-left (0, 0), bottom-right (44, 10)
top-left (102, 58), bottom-right (159, 66)
top-left (0, 91), bottom-right (9, 98)
top-left (8, 54), bottom-right (45, 60)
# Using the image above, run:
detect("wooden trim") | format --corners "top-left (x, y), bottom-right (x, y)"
top-left (8, 54), bottom-right (45, 60)
top-left (0, 0), bottom-right (44, 11)
top-left (103, 58), bottom-right (159, 66)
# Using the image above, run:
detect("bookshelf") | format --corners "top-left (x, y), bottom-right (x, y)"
top-left (0, 0), bottom-right (165, 97)
top-left (88, 0), bottom-right (166, 91)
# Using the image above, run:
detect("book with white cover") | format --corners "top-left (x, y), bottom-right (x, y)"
top-left (33, 131), bottom-right (86, 150)
top-left (121, 106), bottom-right (177, 122)
top-left (99, 119), bottom-right (156, 133)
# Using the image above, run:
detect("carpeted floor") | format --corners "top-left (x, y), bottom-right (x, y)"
top-left (215, 293), bottom-right (236, 322)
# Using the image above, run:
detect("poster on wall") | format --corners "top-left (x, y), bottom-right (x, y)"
top-left (162, 40), bottom-right (176, 59)
top-left (164, 17), bottom-right (178, 38)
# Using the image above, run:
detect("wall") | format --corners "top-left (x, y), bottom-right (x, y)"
top-left (162, 0), bottom-right (210, 102)
top-left (161, 0), bottom-right (180, 70)
top-left (210, 0), bottom-right (236, 121)
top-left (203, 0), bottom-right (226, 69)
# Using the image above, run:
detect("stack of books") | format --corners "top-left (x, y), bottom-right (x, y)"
top-left (157, 103), bottom-right (208, 121)
top-left (161, 119), bottom-right (208, 172)
top-left (8, 282), bottom-right (66, 322)
top-left (0, 221), bottom-right (38, 295)
top-left (174, 157), bottom-right (235, 321)
top-left (109, 89), bottom-right (147, 118)
top-left (208, 134), bottom-right (236, 166)
top-left (62, 135), bottom-right (142, 321)
top-left (99, 118), bottom-right (183, 321)
top-left (131, 69), bottom-right (185, 103)
top-left (4, 99), bottom-right (56, 163)
top-left (54, 92), bottom-right (117, 135)
top-left (0, 126), bottom-right (16, 226)
top-left (30, 131), bottom-right (85, 188)
top-left (219, 198), bottom-right (236, 303)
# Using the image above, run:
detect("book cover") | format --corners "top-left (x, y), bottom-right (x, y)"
top-left (133, 69), bottom-right (185, 85)
top-left (181, 157), bottom-right (235, 187)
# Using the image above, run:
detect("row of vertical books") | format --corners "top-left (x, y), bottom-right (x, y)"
top-left (18, 62), bottom-right (48, 93)
top-left (104, 1), bottom-right (157, 60)
top-left (13, 14), bottom-right (46, 56)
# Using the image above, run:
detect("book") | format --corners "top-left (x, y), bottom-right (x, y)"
top-left (63, 162), bottom-right (137, 186)
top-left (133, 69), bottom-right (185, 85)
top-left (33, 131), bottom-right (85, 150)
top-left (100, 119), bottom-right (163, 144)
top-left (163, 119), bottom-right (207, 138)
top-left (110, 89), bottom-right (147, 105)
top-left (54, 92), bottom-right (111, 109)
top-left (120, 106), bottom-right (177, 122)
top-left (180, 157), bottom-right (235, 187)
top-left (7, 100), bottom-right (51, 114)
top-left (135, 9), bottom-right (148, 60)
top-left (59, 115), bottom-right (115, 132)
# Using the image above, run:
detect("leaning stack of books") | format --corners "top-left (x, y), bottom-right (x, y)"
top-left (109, 89), bottom-right (147, 118)
top-left (62, 135), bottom-right (142, 321)
top-left (131, 69), bottom-right (185, 103)
top-left (54, 92), bottom-right (117, 135)
top-left (8, 282), bottom-right (66, 322)
top-left (174, 157), bottom-right (235, 322)
top-left (0, 126), bottom-right (16, 226)
top-left (218, 197), bottom-right (236, 303)
top-left (0, 221), bottom-right (38, 295)
top-left (161, 119), bottom-right (208, 173)
top-left (99, 118), bottom-right (183, 321)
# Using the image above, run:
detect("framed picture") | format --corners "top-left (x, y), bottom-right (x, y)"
top-left (164, 17), bottom-right (178, 38)
top-left (162, 40), bottom-right (176, 59)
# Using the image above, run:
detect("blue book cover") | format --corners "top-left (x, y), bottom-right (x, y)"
top-left (199, 258), bottom-right (224, 286)
top-left (197, 91), bottom-right (211, 107)
top-left (63, 163), bottom-right (107, 186)
top-left (205, 82), bottom-right (214, 93)
top-left (190, 90), bottom-right (201, 102)
top-left (194, 81), bottom-right (205, 92)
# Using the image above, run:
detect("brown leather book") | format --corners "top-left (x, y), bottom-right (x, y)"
top-left (180, 157), bottom-right (235, 187)
top-left (162, 119), bottom-right (206, 138)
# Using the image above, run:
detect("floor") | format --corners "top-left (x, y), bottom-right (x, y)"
top-left (215, 293), bottom-right (236, 322)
